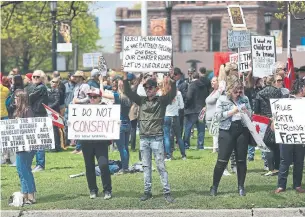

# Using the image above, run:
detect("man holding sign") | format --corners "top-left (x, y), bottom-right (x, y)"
top-left (123, 67), bottom-right (177, 203)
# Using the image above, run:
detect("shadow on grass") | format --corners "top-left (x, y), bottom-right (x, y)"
top-left (48, 166), bottom-right (74, 170)
top-left (185, 156), bottom-right (201, 160)
top-left (247, 168), bottom-right (267, 174)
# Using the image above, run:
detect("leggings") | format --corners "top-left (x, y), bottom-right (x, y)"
top-left (213, 121), bottom-right (249, 188)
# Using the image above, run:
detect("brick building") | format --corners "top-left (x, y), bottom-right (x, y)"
top-left (111, 1), bottom-right (305, 71)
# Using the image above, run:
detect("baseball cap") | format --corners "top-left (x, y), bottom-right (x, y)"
top-left (25, 73), bottom-right (33, 81)
top-left (87, 87), bottom-right (102, 97)
top-left (174, 67), bottom-right (182, 75)
top-left (143, 78), bottom-right (157, 88)
top-left (91, 69), bottom-right (100, 77)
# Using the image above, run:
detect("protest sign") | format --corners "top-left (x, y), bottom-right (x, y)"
top-left (229, 51), bottom-right (252, 72)
top-left (270, 98), bottom-right (305, 145)
top-left (0, 117), bottom-right (55, 152)
top-left (227, 30), bottom-right (251, 49)
top-left (83, 53), bottom-right (101, 68)
top-left (98, 55), bottom-right (107, 76)
top-left (270, 30), bottom-right (283, 54)
top-left (150, 18), bottom-right (166, 36)
top-left (68, 104), bottom-right (120, 140)
top-left (123, 36), bottom-right (172, 72)
top-left (227, 5), bottom-right (247, 28)
top-left (43, 103), bottom-right (64, 128)
top-left (251, 36), bottom-right (276, 78)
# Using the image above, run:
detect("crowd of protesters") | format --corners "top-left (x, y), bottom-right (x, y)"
top-left (1, 63), bottom-right (305, 205)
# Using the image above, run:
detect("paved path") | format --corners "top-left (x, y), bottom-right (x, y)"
top-left (2, 208), bottom-right (305, 217)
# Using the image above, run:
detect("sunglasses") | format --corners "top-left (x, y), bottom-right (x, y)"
top-left (276, 79), bottom-right (283, 83)
top-left (144, 86), bottom-right (154, 91)
top-left (89, 95), bottom-right (100, 99)
top-left (33, 76), bottom-right (40, 79)
top-left (51, 81), bottom-right (58, 84)
top-left (279, 68), bottom-right (287, 71)
top-left (233, 90), bottom-right (243, 94)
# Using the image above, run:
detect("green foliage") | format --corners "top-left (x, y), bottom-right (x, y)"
top-left (1, 1), bottom-right (101, 74)
top-left (275, 1), bottom-right (305, 20)
top-left (133, 2), bottom-right (141, 10)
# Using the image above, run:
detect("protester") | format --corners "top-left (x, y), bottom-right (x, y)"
top-left (123, 68), bottom-right (177, 203)
top-left (14, 89), bottom-right (37, 205)
top-left (76, 88), bottom-right (113, 199)
top-left (99, 75), bottom-right (131, 173)
top-left (88, 69), bottom-right (100, 88)
top-left (29, 70), bottom-right (48, 173)
top-left (187, 68), bottom-right (195, 84)
top-left (7, 75), bottom-right (24, 119)
top-left (298, 66), bottom-right (305, 80)
top-left (48, 77), bottom-right (61, 152)
top-left (210, 75), bottom-right (251, 196)
top-left (184, 71), bottom-right (209, 150)
top-left (162, 76), bottom-right (186, 161)
top-left (24, 73), bottom-right (35, 94)
top-left (71, 71), bottom-right (90, 154)
top-left (52, 71), bottom-right (66, 116)
top-left (275, 79), bottom-right (305, 194)
top-left (254, 73), bottom-right (283, 176)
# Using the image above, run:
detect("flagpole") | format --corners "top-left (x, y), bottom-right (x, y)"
top-left (287, 1), bottom-right (291, 58)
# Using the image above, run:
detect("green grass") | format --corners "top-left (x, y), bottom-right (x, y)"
top-left (1, 134), bottom-right (305, 210)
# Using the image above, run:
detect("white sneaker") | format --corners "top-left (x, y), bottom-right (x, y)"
top-left (104, 191), bottom-right (112, 200)
top-left (182, 157), bottom-right (187, 160)
top-left (90, 191), bottom-right (97, 199)
top-left (164, 158), bottom-right (171, 162)
top-left (231, 166), bottom-right (237, 174)
top-left (32, 166), bottom-right (44, 173)
top-left (223, 169), bottom-right (232, 176)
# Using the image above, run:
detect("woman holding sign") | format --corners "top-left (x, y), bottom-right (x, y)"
top-left (13, 89), bottom-right (37, 205)
top-left (99, 75), bottom-right (131, 174)
top-left (210, 75), bottom-right (251, 196)
top-left (275, 79), bottom-right (305, 194)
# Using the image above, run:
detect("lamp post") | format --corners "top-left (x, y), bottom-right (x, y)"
top-left (119, 26), bottom-right (126, 60)
top-left (264, 12), bottom-right (272, 35)
top-left (50, 1), bottom-right (57, 71)
top-left (165, 1), bottom-right (173, 35)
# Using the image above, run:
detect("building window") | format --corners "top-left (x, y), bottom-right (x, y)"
top-left (179, 21), bottom-right (192, 52)
top-left (208, 19), bottom-right (221, 51)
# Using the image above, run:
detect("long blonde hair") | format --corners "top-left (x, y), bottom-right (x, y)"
top-left (218, 62), bottom-right (238, 83)
top-left (13, 89), bottom-right (30, 118)
top-left (226, 75), bottom-right (243, 98)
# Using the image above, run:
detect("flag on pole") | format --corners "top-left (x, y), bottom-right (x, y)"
top-left (42, 103), bottom-right (64, 128)
top-left (252, 114), bottom-right (270, 139)
top-left (284, 55), bottom-right (295, 91)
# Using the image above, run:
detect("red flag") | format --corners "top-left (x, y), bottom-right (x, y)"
top-left (284, 57), bottom-right (295, 90)
top-left (42, 103), bottom-right (64, 128)
top-left (214, 52), bottom-right (232, 77)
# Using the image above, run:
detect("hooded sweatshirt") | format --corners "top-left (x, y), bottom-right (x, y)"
top-left (185, 77), bottom-right (210, 115)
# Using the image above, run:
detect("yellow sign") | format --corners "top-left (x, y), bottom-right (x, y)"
top-left (227, 5), bottom-right (247, 28)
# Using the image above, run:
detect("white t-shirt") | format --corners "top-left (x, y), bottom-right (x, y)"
top-left (165, 91), bottom-right (184, 117)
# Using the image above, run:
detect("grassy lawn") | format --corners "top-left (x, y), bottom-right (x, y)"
top-left (1, 134), bottom-right (305, 210)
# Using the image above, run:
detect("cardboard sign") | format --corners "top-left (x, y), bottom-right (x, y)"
top-left (68, 104), bottom-right (121, 140)
top-left (251, 36), bottom-right (276, 78)
top-left (83, 53), bottom-right (102, 68)
top-left (123, 36), bottom-right (172, 72)
top-left (270, 98), bottom-right (305, 144)
top-left (227, 5), bottom-right (247, 28)
top-left (98, 55), bottom-right (107, 76)
top-left (0, 117), bottom-right (55, 152)
top-left (229, 51), bottom-right (252, 72)
top-left (150, 18), bottom-right (167, 36)
top-left (228, 30), bottom-right (251, 49)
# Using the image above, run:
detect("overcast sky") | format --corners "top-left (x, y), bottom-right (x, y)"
top-left (90, 1), bottom-right (137, 53)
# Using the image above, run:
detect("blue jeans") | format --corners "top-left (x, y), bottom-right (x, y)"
top-left (248, 146), bottom-right (255, 160)
top-left (163, 116), bottom-right (186, 158)
top-left (35, 150), bottom-right (45, 168)
top-left (116, 122), bottom-right (131, 170)
top-left (140, 136), bottom-right (170, 194)
top-left (16, 151), bottom-right (36, 194)
top-left (76, 141), bottom-right (82, 151)
top-left (184, 113), bottom-right (205, 149)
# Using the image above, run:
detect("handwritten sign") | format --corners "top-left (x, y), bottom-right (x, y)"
top-left (98, 55), bottom-right (107, 76)
top-left (270, 98), bottom-right (305, 144)
top-left (68, 104), bottom-right (121, 140)
top-left (251, 36), bottom-right (276, 78)
top-left (0, 117), bottom-right (55, 152)
top-left (123, 36), bottom-right (172, 72)
top-left (83, 53), bottom-right (102, 68)
top-left (227, 5), bottom-right (247, 28)
top-left (227, 30), bottom-right (251, 49)
top-left (229, 51), bottom-right (252, 72)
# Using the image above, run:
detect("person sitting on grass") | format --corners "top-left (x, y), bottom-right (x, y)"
top-left (74, 88), bottom-right (113, 200)
top-left (123, 68), bottom-right (177, 203)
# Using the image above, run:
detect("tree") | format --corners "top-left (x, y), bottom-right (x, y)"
top-left (1, 1), bottom-right (101, 74)
top-left (275, 1), bottom-right (305, 20)
top-left (133, 2), bottom-right (141, 10)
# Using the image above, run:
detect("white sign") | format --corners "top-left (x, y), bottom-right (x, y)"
top-left (228, 30), bottom-right (251, 49)
top-left (68, 104), bottom-right (121, 140)
top-left (123, 36), bottom-right (172, 72)
top-left (83, 53), bottom-right (102, 68)
top-left (229, 51), bottom-right (252, 72)
top-left (98, 55), bottom-right (107, 76)
top-left (296, 45), bottom-right (305, 52)
top-left (57, 43), bottom-right (72, 52)
top-left (270, 98), bottom-right (305, 144)
top-left (251, 36), bottom-right (276, 78)
top-left (0, 117), bottom-right (55, 152)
